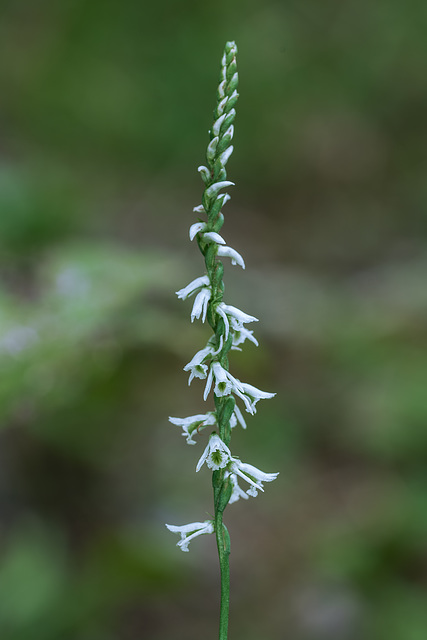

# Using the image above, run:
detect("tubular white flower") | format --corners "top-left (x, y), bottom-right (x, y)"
top-left (169, 412), bottom-right (217, 445)
top-left (219, 303), bottom-right (258, 327)
top-left (212, 112), bottom-right (227, 136)
top-left (225, 472), bottom-right (249, 504)
top-left (189, 222), bottom-right (206, 240)
top-left (230, 458), bottom-right (279, 495)
top-left (198, 165), bottom-right (211, 183)
top-left (205, 180), bottom-right (234, 201)
top-left (234, 382), bottom-right (276, 415)
top-left (203, 231), bottom-right (226, 244)
top-left (183, 345), bottom-right (212, 384)
top-left (165, 520), bottom-right (214, 552)
top-left (176, 275), bottom-right (210, 300)
top-left (183, 338), bottom-right (222, 384)
top-left (232, 326), bottom-right (259, 349)
top-left (196, 433), bottom-right (232, 472)
top-left (203, 361), bottom-right (244, 401)
top-left (191, 287), bottom-right (211, 323)
top-left (217, 245), bottom-right (245, 269)
top-left (219, 145), bottom-right (234, 166)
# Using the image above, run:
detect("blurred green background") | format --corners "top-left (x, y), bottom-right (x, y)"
top-left (0, 1), bottom-right (426, 639)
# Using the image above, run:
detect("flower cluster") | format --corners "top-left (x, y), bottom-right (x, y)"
top-left (166, 41), bottom-right (278, 553)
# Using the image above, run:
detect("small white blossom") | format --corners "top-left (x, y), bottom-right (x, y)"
top-left (196, 433), bottom-right (232, 472)
top-left (234, 382), bottom-right (276, 415)
top-left (176, 275), bottom-right (210, 300)
top-left (225, 472), bottom-right (249, 504)
top-left (216, 303), bottom-right (258, 340)
top-left (219, 303), bottom-right (258, 327)
top-left (232, 326), bottom-right (259, 349)
top-left (203, 361), bottom-right (244, 401)
top-left (189, 222), bottom-right (206, 240)
top-left (198, 165), bottom-right (211, 183)
top-left (205, 181), bottom-right (234, 201)
top-left (212, 112), bottom-right (227, 136)
top-left (165, 520), bottom-right (214, 552)
top-left (169, 412), bottom-right (217, 445)
top-left (217, 245), bottom-right (245, 269)
top-left (203, 231), bottom-right (226, 244)
top-left (191, 287), bottom-right (211, 323)
top-left (219, 145), bottom-right (234, 166)
top-left (183, 338), bottom-right (222, 384)
top-left (230, 458), bottom-right (279, 495)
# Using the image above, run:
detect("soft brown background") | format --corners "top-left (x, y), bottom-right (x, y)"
top-left (0, 1), bottom-right (426, 639)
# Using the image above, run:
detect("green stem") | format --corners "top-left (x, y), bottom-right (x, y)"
top-left (215, 501), bottom-right (231, 640)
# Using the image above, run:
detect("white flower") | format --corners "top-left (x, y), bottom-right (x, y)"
top-left (232, 326), bottom-right (259, 349)
top-left (217, 245), bottom-right (245, 269)
top-left (203, 231), bottom-right (226, 244)
top-left (183, 338), bottom-right (218, 384)
top-left (189, 222), bottom-right (206, 240)
top-left (225, 472), bottom-right (249, 504)
top-left (234, 382), bottom-right (276, 415)
top-left (196, 433), bottom-right (232, 472)
top-left (189, 224), bottom-right (226, 246)
top-left (219, 303), bottom-right (258, 327)
top-left (191, 287), bottom-right (211, 323)
top-left (219, 146), bottom-right (234, 166)
top-left (212, 112), bottom-right (227, 136)
top-left (176, 275), bottom-right (210, 300)
top-left (230, 458), bottom-right (279, 495)
top-left (216, 303), bottom-right (258, 340)
top-left (165, 520), bottom-right (214, 552)
top-left (205, 180), bottom-right (234, 201)
top-left (203, 361), bottom-right (244, 401)
top-left (169, 412), bottom-right (216, 445)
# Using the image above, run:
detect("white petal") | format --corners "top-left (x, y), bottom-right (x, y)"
top-left (205, 181), bottom-right (234, 200)
top-left (176, 275), bottom-right (210, 299)
top-left (203, 366), bottom-right (214, 401)
top-left (191, 288), bottom-right (211, 322)
top-left (238, 461), bottom-right (279, 484)
top-left (193, 205), bottom-right (205, 214)
top-left (196, 440), bottom-right (211, 472)
top-left (212, 113), bottom-right (227, 136)
top-left (216, 304), bottom-right (230, 340)
top-left (189, 222), bottom-right (205, 240)
top-left (220, 303), bottom-right (258, 324)
top-left (216, 96), bottom-right (228, 116)
top-left (234, 404), bottom-right (247, 429)
top-left (217, 246), bottom-right (245, 269)
top-left (219, 145), bottom-right (234, 166)
top-left (207, 137), bottom-right (219, 161)
top-left (203, 231), bottom-right (226, 244)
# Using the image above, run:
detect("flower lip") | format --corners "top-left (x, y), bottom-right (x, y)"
top-left (196, 433), bottom-right (232, 472)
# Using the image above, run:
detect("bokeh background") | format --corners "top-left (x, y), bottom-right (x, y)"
top-left (0, 1), bottom-right (426, 639)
